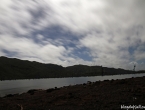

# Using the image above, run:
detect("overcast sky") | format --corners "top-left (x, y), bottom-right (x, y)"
top-left (0, 0), bottom-right (145, 70)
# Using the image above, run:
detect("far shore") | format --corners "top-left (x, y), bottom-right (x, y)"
top-left (0, 72), bottom-right (142, 81)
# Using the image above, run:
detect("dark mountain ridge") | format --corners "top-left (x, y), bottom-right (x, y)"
top-left (0, 56), bottom-right (137, 80)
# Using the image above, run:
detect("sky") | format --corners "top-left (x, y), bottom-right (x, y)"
top-left (0, 0), bottom-right (145, 70)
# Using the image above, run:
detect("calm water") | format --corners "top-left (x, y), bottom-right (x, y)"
top-left (0, 73), bottom-right (145, 97)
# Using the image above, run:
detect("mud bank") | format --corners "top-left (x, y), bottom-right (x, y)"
top-left (0, 76), bottom-right (145, 110)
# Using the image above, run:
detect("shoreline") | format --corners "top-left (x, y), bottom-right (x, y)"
top-left (0, 72), bottom-right (137, 81)
top-left (0, 76), bottom-right (145, 110)
top-left (1, 73), bottom-right (145, 98)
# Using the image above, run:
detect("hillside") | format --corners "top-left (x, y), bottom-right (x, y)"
top-left (0, 56), bottom-right (135, 80)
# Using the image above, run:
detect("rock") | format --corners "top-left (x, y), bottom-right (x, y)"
top-left (27, 89), bottom-right (38, 95)
top-left (4, 94), bottom-right (14, 97)
top-left (46, 88), bottom-right (54, 93)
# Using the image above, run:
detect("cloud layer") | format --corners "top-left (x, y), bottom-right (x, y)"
top-left (0, 0), bottom-right (145, 70)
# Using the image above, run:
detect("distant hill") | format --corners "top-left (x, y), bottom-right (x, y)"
top-left (0, 56), bottom-right (137, 80)
top-left (0, 56), bottom-right (64, 80)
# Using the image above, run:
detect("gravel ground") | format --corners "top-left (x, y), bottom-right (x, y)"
top-left (0, 76), bottom-right (145, 110)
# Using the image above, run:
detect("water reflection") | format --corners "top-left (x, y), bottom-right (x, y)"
top-left (0, 73), bottom-right (145, 97)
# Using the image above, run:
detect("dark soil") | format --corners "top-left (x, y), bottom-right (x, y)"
top-left (0, 76), bottom-right (145, 110)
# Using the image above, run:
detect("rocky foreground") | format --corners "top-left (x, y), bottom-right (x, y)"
top-left (0, 76), bottom-right (145, 110)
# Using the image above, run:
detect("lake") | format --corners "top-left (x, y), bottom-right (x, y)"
top-left (0, 73), bottom-right (145, 97)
